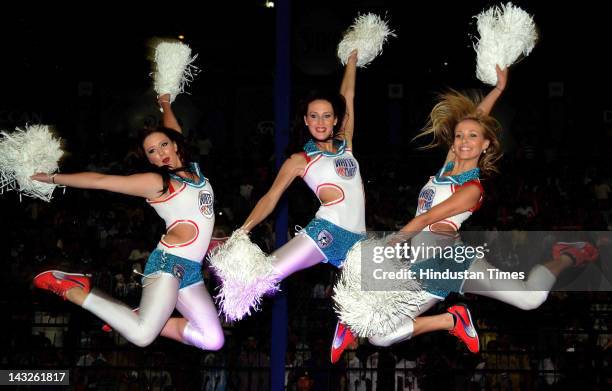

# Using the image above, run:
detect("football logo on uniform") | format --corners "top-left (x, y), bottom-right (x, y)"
top-left (317, 229), bottom-right (334, 249)
top-left (417, 187), bottom-right (435, 213)
top-left (198, 190), bottom-right (214, 218)
top-left (334, 157), bottom-right (357, 179)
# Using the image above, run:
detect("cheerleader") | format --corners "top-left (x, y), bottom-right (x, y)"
top-left (243, 49), bottom-right (364, 285)
top-left (209, 49), bottom-right (365, 324)
top-left (32, 95), bottom-right (224, 351)
top-left (331, 66), bottom-right (599, 361)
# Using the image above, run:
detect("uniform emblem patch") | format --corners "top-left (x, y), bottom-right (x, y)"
top-left (334, 157), bottom-right (357, 179)
top-left (417, 187), bottom-right (436, 213)
top-left (198, 190), bottom-right (214, 218)
top-left (172, 264), bottom-right (186, 281)
top-left (317, 229), bottom-right (334, 249)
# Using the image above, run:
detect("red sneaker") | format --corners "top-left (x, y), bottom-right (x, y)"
top-left (330, 321), bottom-right (357, 364)
top-left (102, 307), bottom-right (139, 332)
top-left (448, 304), bottom-right (479, 353)
top-left (207, 237), bottom-right (228, 254)
top-left (552, 242), bottom-right (599, 267)
top-left (34, 270), bottom-right (90, 300)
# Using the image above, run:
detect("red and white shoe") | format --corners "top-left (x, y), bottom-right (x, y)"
top-left (552, 242), bottom-right (599, 267)
top-left (102, 307), bottom-right (139, 332)
top-left (330, 321), bottom-right (357, 364)
top-left (33, 270), bottom-right (90, 300)
top-left (448, 304), bottom-right (479, 353)
top-left (208, 237), bottom-right (228, 254)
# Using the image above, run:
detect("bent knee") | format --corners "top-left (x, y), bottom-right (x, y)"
top-left (514, 291), bottom-right (548, 310)
top-left (186, 324), bottom-right (225, 351)
top-left (129, 331), bottom-right (158, 348)
top-left (205, 333), bottom-right (225, 351)
top-left (368, 335), bottom-right (397, 348)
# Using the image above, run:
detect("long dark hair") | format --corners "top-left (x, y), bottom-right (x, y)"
top-left (137, 126), bottom-right (194, 195)
top-left (286, 91), bottom-right (347, 156)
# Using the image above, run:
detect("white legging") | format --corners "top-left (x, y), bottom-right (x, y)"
top-left (82, 273), bottom-right (224, 350)
top-left (270, 234), bottom-right (327, 280)
top-left (369, 258), bottom-right (557, 347)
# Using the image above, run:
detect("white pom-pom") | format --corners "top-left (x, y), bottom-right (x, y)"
top-left (0, 124), bottom-right (63, 202)
top-left (152, 41), bottom-right (199, 102)
top-left (337, 13), bottom-right (396, 67)
top-left (208, 230), bottom-right (279, 322)
top-left (474, 2), bottom-right (538, 85)
top-left (333, 239), bottom-right (429, 338)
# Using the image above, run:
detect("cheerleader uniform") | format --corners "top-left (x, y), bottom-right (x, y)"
top-left (81, 162), bottom-right (224, 350)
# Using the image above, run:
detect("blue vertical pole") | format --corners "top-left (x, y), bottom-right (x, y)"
top-left (271, 0), bottom-right (290, 390)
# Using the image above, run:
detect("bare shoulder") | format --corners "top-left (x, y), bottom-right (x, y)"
top-left (281, 152), bottom-right (308, 177)
top-left (288, 152), bottom-right (308, 166)
top-left (129, 172), bottom-right (163, 182)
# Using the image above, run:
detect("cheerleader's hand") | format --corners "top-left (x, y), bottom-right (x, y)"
top-left (386, 231), bottom-right (412, 247)
top-left (31, 173), bottom-right (55, 183)
top-left (495, 65), bottom-right (508, 92)
top-left (157, 93), bottom-right (171, 105)
top-left (347, 49), bottom-right (358, 64)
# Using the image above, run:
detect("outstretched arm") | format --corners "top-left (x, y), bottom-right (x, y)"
top-left (31, 172), bottom-right (164, 199)
top-left (158, 93), bottom-right (182, 133)
top-left (477, 65), bottom-right (508, 116)
top-left (399, 184), bottom-right (482, 234)
top-left (242, 154), bottom-right (306, 232)
top-left (340, 50), bottom-right (357, 149)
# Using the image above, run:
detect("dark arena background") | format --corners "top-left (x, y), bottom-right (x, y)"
top-left (1, 1), bottom-right (612, 390)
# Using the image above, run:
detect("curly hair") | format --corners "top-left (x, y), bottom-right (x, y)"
top-left (414, 90), bottom-right (502, 177)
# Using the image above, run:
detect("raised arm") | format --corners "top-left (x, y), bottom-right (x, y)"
top-left (339, 50), bottom-right (357, 149)
top-left (443, 149), bottom-right (456, 167)
top-left (241, 153), bottom-right (307, 232)
top-left (31, 172), bottom-right (164, 199)
top-left (477, 65), bottom-right (508, 116)
top-left (399, 184), bottom-right (482, 234)
top-left (157, 93), bottom-right (182, 133)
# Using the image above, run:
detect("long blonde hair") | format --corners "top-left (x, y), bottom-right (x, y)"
top-left (415, 90), bottom-right (502, 177)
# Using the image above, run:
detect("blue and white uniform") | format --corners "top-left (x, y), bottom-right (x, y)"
top-left (411, 162), bottom-right (483, 298)
top-left (145, 162), bottom-right (215, 289)
top-left (300, 139), bottom-right (366, 267)
top-left (269, 139), bottom-right (367, 281)
top-left (82, 162), bottom-right (224, 351)
top-left (370, 162), bottom-right (557, 347)
top-left (415, 162), bottom-right (483, 232)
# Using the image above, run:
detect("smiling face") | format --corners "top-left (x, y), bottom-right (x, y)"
top-left (304, 99), bottom-right (338, 141)
top-left (453, 119), bottom-right (490, 161)
top-left (142, 132), bottom-right (181, 168)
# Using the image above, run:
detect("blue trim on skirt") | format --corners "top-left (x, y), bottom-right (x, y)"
top-left (302, 218), bottom-right (365, 268)
top-left (143, 249), bottom-right (203, 289)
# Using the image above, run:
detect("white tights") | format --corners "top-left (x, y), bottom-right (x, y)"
top-left (82, 274), bottom-right (224, 350)
top-left (270, 234), bottom-right (326, 280)
top-left (369, 258), bottom-right (557, 346)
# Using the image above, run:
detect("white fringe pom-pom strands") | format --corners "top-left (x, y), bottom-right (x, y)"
top-left (152, 40), bottom-right (199, 102)
top-left (333, 239), bottom-right (429, 338)
top-left (337, 13), bottom-right (396, 67)
top-left (474, 2), bottom-right (538, 85)
top-left (0, 125), bottom-right (63, 202)
top-left (208, 230), bottom-right (279, 322)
